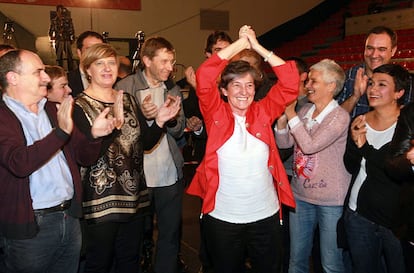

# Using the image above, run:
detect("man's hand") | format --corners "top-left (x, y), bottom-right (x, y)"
top-left (57, 96), bottom-right (74, 134)
top-left (155, 95), bottom-right (181, 127)
top-left (186, 116), bottom-right (203, 131)
top-left (353, 67), bottom-right (369, 100)
top-left (185, 66), bottom-right (196, 89)
top-left (141, 94), bottom-right (158, 119)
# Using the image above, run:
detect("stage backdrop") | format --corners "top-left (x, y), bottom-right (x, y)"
top-left (0, 0), bottom-right (141, 10)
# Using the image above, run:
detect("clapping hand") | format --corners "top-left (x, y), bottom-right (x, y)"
top-left (155, 95), bottom-right (181, 127)
top-left (406, 144), bottom-right (414, 165)
top-left (185, 66), bottom-right (196, 89)
top-left (57, 96), bottom-right (74, 134)
top-left (90, 108), bottom-right (118, 138)
top-left (186, 116), bottom-right (203, 132)
top-left (284, 100), bottom-right (298, 120)
top-left (350, 115), bottom-right (367, 148)
top-left (141, 94), bottom-right (159, 119)
top-left (353, 68), bottom-right (369, 100)
top-left (113, 90), bottom-right (124, 130)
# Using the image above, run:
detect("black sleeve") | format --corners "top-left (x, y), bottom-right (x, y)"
top-left (343, 133), bottom-right (363, 176)
top-left (385, 104), bottom-right (414, 182)
top-left (137, 106), bottom-right (165, 151)
top-left (73, 104), bottom-right (119, 157)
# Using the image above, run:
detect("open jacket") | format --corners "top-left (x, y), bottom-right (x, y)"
top-left (385, 102), bottom-right (414, 240)
top-left (0, 100), bottom-right (102, 239)
top-left (186, 54), bottom-right (299, 218)
top-left (115, 70), bottom-right (185, 180)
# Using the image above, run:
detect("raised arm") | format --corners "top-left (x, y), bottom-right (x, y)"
top-left (240, 25), bottom-right (286, 67)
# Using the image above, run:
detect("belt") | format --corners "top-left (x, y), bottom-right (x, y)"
top-left (34, 200), bottom-right (71, 214)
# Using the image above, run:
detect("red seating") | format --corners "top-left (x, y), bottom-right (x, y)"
top-left (272, 1), bottom-right (414, 70)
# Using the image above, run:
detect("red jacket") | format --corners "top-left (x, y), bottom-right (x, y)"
top-left (186, 54), bottom-right (298, 219)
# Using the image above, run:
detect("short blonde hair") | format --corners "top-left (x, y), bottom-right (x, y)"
top-left (81, 43), bottom-right (119, 82)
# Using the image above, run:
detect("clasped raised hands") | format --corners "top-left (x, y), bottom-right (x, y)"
top-left (238, 25), bottom-right (259, 49)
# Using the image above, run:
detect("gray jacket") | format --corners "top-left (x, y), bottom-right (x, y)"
top-left (115, 69), bottom-right (185, 180)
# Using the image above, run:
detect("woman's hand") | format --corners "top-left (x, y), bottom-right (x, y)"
top-left (276, 114), bottom-right (288, 130)
top-left (91, 107), bottom-right (116, 138)
top-left (406, 145), bottom-right (414, 165)
top-left (239, 25), bottom-right (259, 50)
top-left (155, 95), bottom-right (181, 127)
top-left (284, 100), bottom-right (298, 121)
top-left (113, 90), bottom-right (124, 129)
top-left (350, 115), bottom-right (367, 148)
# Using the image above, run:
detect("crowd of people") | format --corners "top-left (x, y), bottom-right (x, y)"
top-left (0, 22), bottom-right (413, 273)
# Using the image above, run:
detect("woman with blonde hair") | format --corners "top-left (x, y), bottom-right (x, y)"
top-left (73, 43), bottom-right (181, 273)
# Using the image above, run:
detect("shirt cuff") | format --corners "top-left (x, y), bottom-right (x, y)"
top-left (288, 116), bottom-right (300, 129)
top-left (274, 127), bottom-right (288, 134)
top-left (193, 126), bottom-right (204, 135)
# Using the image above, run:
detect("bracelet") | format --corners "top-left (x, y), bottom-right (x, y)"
top-left (264, 51), bottom-right (274, 62)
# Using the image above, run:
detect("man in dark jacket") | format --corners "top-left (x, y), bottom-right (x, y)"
top-left (67, 30), bottom-right (104, 97)
top-left (0, 49), bottom-right (117, 273)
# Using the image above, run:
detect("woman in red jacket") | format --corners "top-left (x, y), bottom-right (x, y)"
top-left (187, 25), bottom-right (299, 273)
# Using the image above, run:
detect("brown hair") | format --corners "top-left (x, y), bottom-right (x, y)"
top-left (219, 60), bottom-right (262, 90)
top-left (140, 36), bottom-right (174, 60)
top-left (367, 26), bottom-right (397, 48)
top-left (45, 65), bottom-right (66, 91)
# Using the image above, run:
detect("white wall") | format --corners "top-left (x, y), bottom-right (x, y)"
top-left (0, 0), bottom-right (323, 69)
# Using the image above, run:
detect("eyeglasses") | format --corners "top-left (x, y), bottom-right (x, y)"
top-left (159, 59), bottom-right (176, 66)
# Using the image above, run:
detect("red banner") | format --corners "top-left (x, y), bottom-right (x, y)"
top-left (0, 1), bottom-right (141, 10)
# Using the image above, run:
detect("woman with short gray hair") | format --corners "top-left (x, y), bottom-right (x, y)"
top-left (276, 58), bottom-right (351, 273)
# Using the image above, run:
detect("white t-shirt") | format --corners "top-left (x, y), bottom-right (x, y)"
top-left (348, 122), bottom-right (396, 211)
top-left (210, 114), bottom-right (279, 223)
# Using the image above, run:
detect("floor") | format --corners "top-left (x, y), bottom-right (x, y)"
top-left (180, 164), bottom-right (203, 273)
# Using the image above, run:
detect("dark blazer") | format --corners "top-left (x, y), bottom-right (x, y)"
top-left (68, 68), bottom-right (85, 97)
top-left (386, 102), bottom-right (414, 241)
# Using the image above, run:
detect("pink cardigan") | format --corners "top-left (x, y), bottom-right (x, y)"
top-left (186, 54), bottom-right (299, 217)
top-left (275, 103), bottom-right (351, 206)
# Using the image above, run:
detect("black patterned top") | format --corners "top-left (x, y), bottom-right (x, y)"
top-left (73, 92), bottom-right (163, 223)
